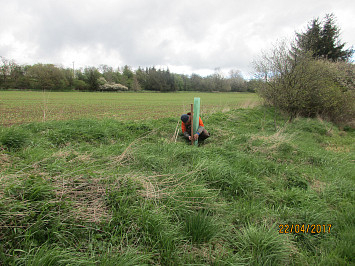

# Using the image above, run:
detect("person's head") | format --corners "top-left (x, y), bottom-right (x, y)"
top-left (181, 114), bottom-right (190, 123)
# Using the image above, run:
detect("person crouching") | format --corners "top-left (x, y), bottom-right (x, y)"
top-left (180, 113), bottom-right (210, 142)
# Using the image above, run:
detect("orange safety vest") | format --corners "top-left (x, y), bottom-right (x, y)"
top-left (181, 117), bottom-right (204, 134)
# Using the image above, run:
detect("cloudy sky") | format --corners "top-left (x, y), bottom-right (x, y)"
top-left (1, 0), bottom-right (354, 77)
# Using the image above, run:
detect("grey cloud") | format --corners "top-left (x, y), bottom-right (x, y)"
top-left (1, 0), bottom-right (354, 76)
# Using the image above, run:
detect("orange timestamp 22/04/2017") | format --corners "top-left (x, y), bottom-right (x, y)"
top-left (278, 224), bottom-right (332, 234)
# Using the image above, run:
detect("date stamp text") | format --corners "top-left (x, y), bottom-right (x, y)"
top-left (278, 224), bottom-right (332, 234)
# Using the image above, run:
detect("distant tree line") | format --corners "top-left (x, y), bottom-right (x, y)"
top-left (0, 58), bottom-right (260, 93)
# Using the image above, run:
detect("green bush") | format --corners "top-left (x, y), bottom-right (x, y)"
top-left (255, 42), bottom-right (355, 124)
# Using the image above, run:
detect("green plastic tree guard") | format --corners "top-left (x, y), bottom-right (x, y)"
top-left (193, 97), bottom-right (200, 146)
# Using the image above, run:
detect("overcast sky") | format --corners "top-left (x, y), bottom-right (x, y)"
top-left (1, 0), bottom-right (354, 77)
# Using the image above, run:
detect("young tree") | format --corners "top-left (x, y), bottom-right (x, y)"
top-left (293, 14), bottom-right (353, 61)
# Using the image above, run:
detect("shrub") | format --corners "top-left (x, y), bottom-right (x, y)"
top-left (254, 41), bottom-right (355, 124)
top-left (100, 83), bottom-right (128, 91)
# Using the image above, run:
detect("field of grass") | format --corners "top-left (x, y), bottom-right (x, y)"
top-left (0, 103), bottom-right (354, 264)
top-left (0, 91), bottom-right (260, 126)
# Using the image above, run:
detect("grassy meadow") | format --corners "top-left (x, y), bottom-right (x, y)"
top-left (0, 91), bottom-right (260, 126)
top-left (0, 91), bottom-right (354, 265)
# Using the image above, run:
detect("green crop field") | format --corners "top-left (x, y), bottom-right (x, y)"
top-left (0, 91), bottom-right (354, 265)
top-left (0, 91), bottom-right (260, 126)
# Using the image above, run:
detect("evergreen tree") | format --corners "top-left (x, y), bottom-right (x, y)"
top-left (293, 14), bottom-right (353, 61)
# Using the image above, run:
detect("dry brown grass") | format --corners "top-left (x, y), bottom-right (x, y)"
top-left (310, 179), bottom-right (327, 194)
top-left (236, 99), bottom-right (261, 109)
top-left (111, 129), bottom-right (157, 165)
top-left (0, 152), bottom-right (11, 170)
top-left (245, 128), bottom-right (295, 155)
top-left (323, 144), bottom-right (350, 153)
top-left (54, 175), bottom-right (110, 223)
top-left (125, 170), bottom-right (219, 211)
top-left (181, 240), bottom-right (230, 264)
top-left (52, 150), bottom-right (93, 162)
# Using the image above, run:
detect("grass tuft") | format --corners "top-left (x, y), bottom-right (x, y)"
top-left (183, 210), bottom-right (219, 244)
top-left (230, 223), bottom-right (295, 265)
top-left (0, 127), bottom-right (29, 151)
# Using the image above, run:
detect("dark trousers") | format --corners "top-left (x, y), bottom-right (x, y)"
top-left (184, 127), bottom-right (210, 141)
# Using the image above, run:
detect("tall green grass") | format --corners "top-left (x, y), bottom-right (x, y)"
top-left (0, 107), bottom-right (354, 264)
